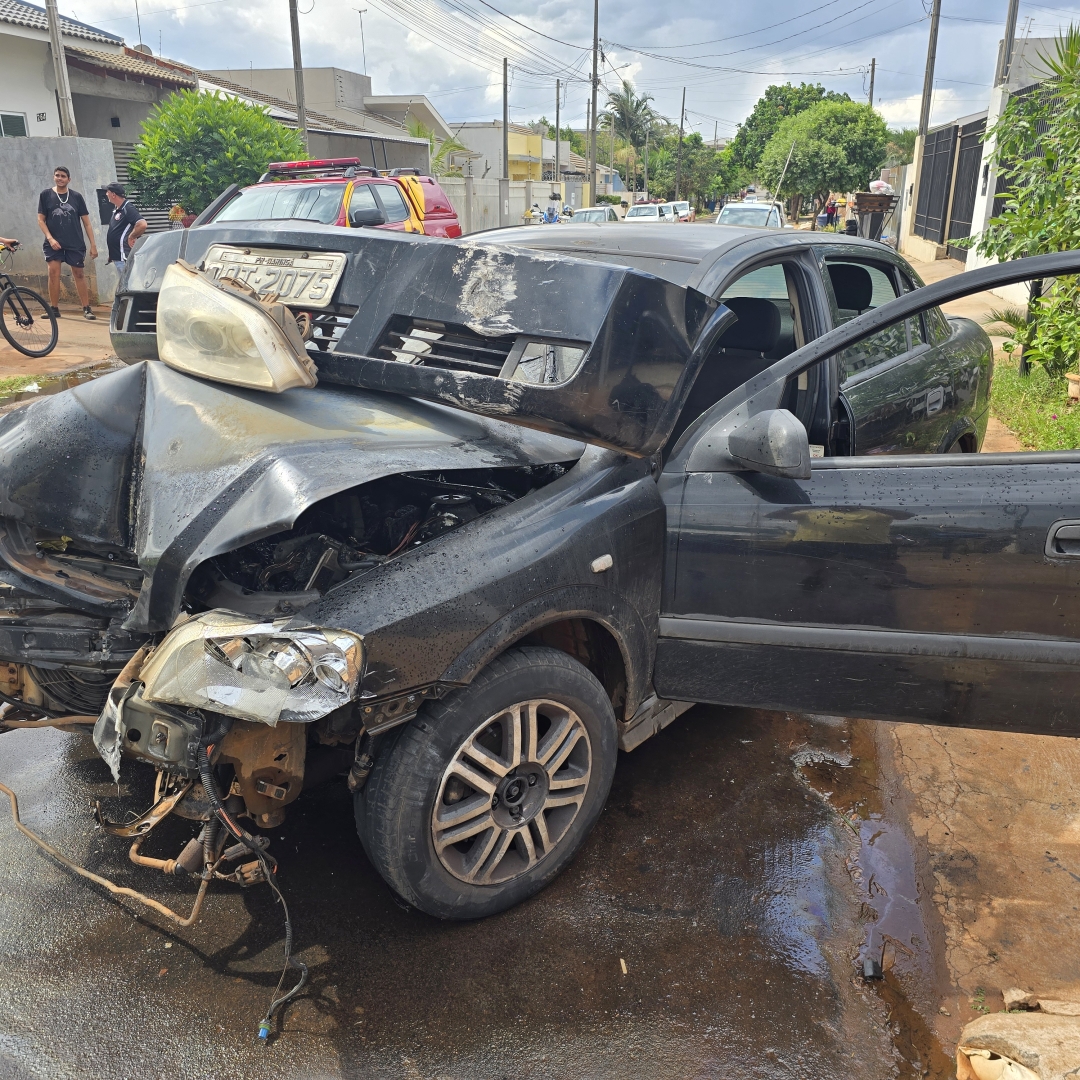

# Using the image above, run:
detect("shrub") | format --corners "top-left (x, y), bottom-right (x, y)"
top-left (128, 90), bottom-right (306, 214)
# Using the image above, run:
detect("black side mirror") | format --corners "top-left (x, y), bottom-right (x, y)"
top-left (350, 207), bottom-right (388, 228)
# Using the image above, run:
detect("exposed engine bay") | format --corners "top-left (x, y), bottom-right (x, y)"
top-left (184, 464), bottom-right (567, 620)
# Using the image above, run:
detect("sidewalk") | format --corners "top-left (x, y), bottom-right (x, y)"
top-left (0, 301), bottom-right (114, 380)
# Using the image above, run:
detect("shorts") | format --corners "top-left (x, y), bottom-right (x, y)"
top-left (43, 244), bottom-right (85, 268)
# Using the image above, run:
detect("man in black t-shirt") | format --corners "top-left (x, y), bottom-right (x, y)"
top-left (36, 165), bottom-right (98, 320)
top-left (104, 183), bottom-right (146, 279)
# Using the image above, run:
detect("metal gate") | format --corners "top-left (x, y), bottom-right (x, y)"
top-left (914, 124), bottom-right (957, 243)
top-left (946, 116), bottom-right (987, 262)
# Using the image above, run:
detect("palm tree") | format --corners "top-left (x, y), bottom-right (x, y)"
top-left (604, 80), bottom-right (664, 194)
top-left (406, 118), bottom-right (469, 177)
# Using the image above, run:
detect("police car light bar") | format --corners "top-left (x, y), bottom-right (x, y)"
top-left (266, 158), bottom-right (378, 175)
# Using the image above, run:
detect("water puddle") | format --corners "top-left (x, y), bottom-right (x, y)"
top-left (0, 360), bottom-right (124, 410)
top-left (794, 718), bottom-right (956, 1079)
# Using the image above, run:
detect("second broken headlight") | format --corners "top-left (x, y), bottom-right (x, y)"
top-left (138, 610), bottom-right (364, 725)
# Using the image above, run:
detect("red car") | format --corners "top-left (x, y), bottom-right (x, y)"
top-left (202, 158), bottom-right (462, 238)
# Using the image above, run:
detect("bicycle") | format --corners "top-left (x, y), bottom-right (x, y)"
top-left (0, 242), bottom-right (58, 358)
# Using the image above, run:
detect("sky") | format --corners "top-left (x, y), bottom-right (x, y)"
top-left (64, 0), bottom-right (1080, 137)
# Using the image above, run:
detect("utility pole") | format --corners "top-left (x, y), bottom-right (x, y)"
top-left (917, 0), bottom-right (941, 137)
top-left (554, 79), bottom-right (561, 191)
top-left (288, 0), bottom-right (308, 152)
top-left (609, 110), bottom-right (616, 196)
top-left (502, 57), bottom-right (509, 180)
top-left (589, 0), bottom-right (599, 203)
top-left (998, 0), bottom-right (1021, 85)
top-left (868, 57), bottom-right (876, 107)
top-left (354, 9), bottom-right (368, 76)
top-left (643, 127), bottom-right (649, 200)
top-left (44, 0), bottom-right (77, 136)
top-left (674, 87), bottom-right (686, 200)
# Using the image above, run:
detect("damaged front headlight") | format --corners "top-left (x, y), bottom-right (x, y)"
top-left (138, 610), bottom-right (364, 725)
top-left (156, 261), bottom-right (318, 392)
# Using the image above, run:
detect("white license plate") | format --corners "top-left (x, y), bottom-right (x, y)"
top-left (201, 246), bottom-right (347, 309)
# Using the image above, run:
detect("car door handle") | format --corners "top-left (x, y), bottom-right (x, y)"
top-left (1046, 520), bottom-right (1080, 556)
top-left (926, 387), bottom-right (945, 415)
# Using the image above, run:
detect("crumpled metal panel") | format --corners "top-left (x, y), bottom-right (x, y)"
top-left (0, 361), bottom-right (582, 632)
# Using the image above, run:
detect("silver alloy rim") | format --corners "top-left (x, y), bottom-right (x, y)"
top-left (431, 698), bottom-right (593, 886)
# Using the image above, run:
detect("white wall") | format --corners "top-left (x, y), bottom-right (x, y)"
top-left (0, 33), bottom-right (61, 138)
top-left (0, 136), bottom-right (118, 303)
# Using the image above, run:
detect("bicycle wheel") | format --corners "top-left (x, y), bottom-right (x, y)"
top-left (0, 286), bottom-right (58, 358)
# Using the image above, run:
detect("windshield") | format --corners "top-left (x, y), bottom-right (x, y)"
top-left (625, 206), bottom-right (658, 218)
top-left (214, 183), bottom-right (346, 224)
top-left (718, 205), bottom-right (775, 226)
top-left (575, 209), bottom-right (606, 222)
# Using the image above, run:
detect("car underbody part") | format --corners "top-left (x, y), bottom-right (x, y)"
top-left (0, 777), bottom-right (212, 927)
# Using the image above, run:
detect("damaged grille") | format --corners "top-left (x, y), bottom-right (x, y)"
top-left (299, 303), bottom-right (357, 355)
top-left (124, 293), bottom-right (158, 334)
top-left (375, 317), bottom-right (516, 376)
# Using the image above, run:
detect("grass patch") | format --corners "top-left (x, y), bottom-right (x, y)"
top-left (990, 356), bottom-right (1080, 450)
top-left (0, 375), bottom-right (39, 397)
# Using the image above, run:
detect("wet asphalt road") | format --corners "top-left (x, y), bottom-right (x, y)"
top-left (0, 707), bottom-right (907, 1079)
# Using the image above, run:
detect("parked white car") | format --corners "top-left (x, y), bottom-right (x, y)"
top-left (716, 201), bottom-right (788, 229)
top-left (624, 203), bottom-right (676, 222)
top-left (672, 200), bottom-right (694, 221)
top-left (573, 206), bottom-right (621, 222)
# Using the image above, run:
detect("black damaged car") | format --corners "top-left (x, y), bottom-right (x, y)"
top-left (0, 218), bottom-right (1076, 924)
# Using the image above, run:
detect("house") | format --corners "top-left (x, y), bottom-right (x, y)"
top-left (204, 67), bottom-right (456, 145)
top-left (453, 121), bottom-right (574, 183)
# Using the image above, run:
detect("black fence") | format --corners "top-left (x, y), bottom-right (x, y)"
top-left (946, 116), bottom-right (988, 262)
top-left (913, 123), bottom-right (958, 243)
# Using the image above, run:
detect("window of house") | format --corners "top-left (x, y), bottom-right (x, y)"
top-left (1, 113), bottom-right (28, 138)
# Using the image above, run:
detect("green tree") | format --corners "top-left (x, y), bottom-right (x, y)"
top-left (976, 28), bottom-right (1080, 379)
top-left (758, 99), bottom-right (888, 222)
top-left (729, 82), bottom-right (851, 172)
top-left (129, 90), bottom-right (306, 213)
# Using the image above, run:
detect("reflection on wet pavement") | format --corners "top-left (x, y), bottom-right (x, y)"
top-left (1, 707), bottom-right (913, 1079)
top-left (0, 361), bottom-right (124, 412)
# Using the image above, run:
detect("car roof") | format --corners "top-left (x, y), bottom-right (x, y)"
top-left (468, 222), bottom-right (896, 291)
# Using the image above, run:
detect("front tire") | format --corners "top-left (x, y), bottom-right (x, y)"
top-left (355, 646), bottom-right (618, 919)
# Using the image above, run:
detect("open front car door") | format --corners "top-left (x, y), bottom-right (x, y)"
top-left (654, 251), bottom-right (1080, 737)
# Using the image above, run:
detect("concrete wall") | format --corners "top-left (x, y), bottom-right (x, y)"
top-left (439, 177), bottom-right (591, 235)
top-left (0, 33), bottom-right (60, 138)
top-left (962, 84), bottom-right (1029, 304)
top-left (306, 130), bottom-right (429, 172)
top-left (204, 68), bottom-right (373, 121)
top-left (71, 90), bottom-right (163, 144)
top-left (0, 136), bottom-right (118, 304)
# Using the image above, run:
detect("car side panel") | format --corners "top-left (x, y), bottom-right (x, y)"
top-left (306, 451), bottom-right (665, 722)
top-left (656, 455), bottom-right (1080, 734)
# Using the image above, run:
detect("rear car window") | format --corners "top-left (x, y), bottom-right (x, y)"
top-left (372, 183), bottom-right (411, 224)
top-left (718, 206), bottom-right (772, 226)
top-left (215, 183), bottom-right (344, 224)
top-left (827, 259), bottom-right (910, 382)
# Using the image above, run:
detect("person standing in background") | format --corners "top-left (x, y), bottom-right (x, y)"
top-left (36, 166), bottom-right (97, 320)
top-left (104, 183), bottom-right (146, 279)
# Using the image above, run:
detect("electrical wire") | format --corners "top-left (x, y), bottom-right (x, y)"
top-left (197, 729), bottom-right (307, 1042)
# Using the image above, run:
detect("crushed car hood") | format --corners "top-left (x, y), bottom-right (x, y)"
top-left (0, 361), bottom-right (582, 632)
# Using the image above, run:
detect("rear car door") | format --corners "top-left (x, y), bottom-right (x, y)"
top-left (654, 251), bottom-right (1080, 737)
top-left (825, 254), bottom-right (952, 454)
